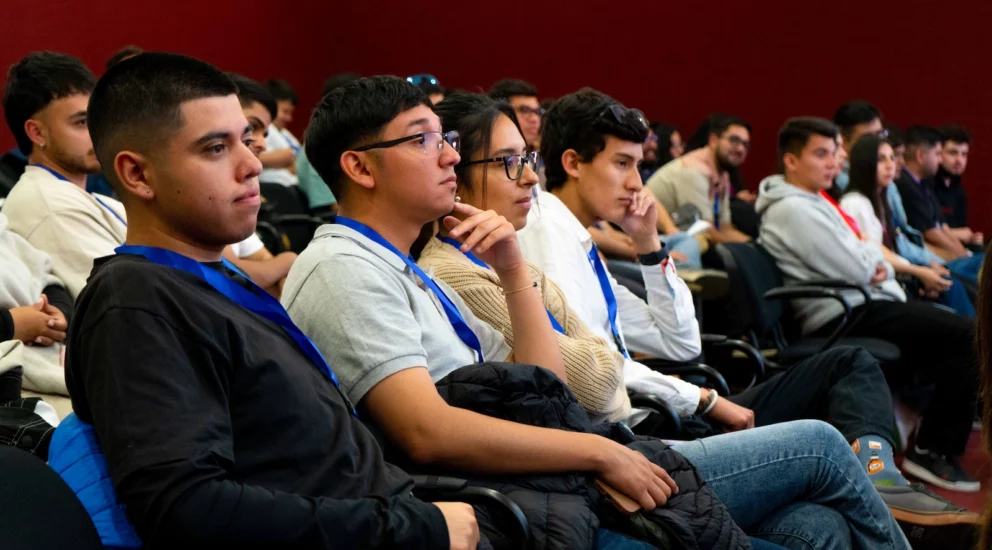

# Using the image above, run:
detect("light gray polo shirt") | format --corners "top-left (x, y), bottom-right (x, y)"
top-left (282, 224), bottom-right (511, 405)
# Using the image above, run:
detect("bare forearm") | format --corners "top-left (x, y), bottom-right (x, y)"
top-left (706, 226), bottom-right (750, 244)
top-left (925, 229), bottom-right (967, 258)
top-left (589, 225), bottom-right (637, 261)
top-left (413, 406), bottom-right (605, 474)
top-left (496, 266), bottom-right (567, 382)
top-left (258, 148), bottom-right (296, 169)
top-left (230, 253), bottom-right (296, 289)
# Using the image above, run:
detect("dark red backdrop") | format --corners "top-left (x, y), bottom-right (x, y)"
top-left (2, 0), bottom-right (988, 230)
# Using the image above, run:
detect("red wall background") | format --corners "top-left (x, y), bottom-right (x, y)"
top-left (3, 0), bottom-right (989, 231)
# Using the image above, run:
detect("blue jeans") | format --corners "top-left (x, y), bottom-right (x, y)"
top-left (937, 277), bottom-right (975, 318)
top-left (596, 529), bottom-right (789, 550)
top-left (660, 232), bottom-right (702, 270)
top-left (673, 420), bottom-right (909, 550)
top-left (946, 253), bottom-right (984, 283)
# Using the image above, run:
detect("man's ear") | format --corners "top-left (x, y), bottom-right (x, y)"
top-left (340, 151), bottom-right (375, 191)
top-left (24, 119), bottom-right (46, 151)
top-left (561, 148), bottom-right (582, 180)
top-left (115, 150), bottom-right (155, 200)
top-left (708, 133), bottom-right (720, 150)
top-left (782, 152), bottom-right (798, 173)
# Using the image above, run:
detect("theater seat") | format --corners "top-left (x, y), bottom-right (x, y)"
top-left (715, 242), bottom-right (901, 368)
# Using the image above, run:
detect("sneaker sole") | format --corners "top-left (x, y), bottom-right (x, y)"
top-left (888, 506), bottom-right (980, 526)
top-left (902, 459), bottom-right (981, 493)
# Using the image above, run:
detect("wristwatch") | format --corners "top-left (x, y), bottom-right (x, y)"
top-left (636, 248), bottom-right (669, 266)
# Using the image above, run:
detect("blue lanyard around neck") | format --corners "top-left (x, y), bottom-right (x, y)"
top-left (436, 236), bottom-right (565, 335)
top-left (712, 192), bottom-right (721, 230)
top-left (281, 130), bottom-right (301, 155)
top-left (587, 244), bottom-right (629, 358)
top-left (334, 218), bottom-right (485, 362)
top-left (31, 164), bottom-right (128, 228)
top-left (115, 245), bottom-right (354, 416)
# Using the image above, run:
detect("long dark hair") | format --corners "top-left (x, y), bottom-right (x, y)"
top-left (411, 92), bottom-right (521, 258)
top-left (979, 244), bottom-right (992, 550)
top-left (844, 134), bottom-right (896, 246)
top-left (651, 122), bottom-right (679, 166)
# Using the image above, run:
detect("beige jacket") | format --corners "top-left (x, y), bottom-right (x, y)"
top-left (1, 166), bottom-right (127, 298)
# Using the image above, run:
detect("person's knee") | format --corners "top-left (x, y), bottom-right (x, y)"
top-left (792, 419), bottom-right (849, 450)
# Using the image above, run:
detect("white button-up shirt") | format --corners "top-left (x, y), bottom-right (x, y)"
top-left (517, 191), bottom-right (703, 415)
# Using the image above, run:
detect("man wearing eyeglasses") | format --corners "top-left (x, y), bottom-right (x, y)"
top-left (489, 79), bottom-right (543, 150)
top-left (645, 114), bottom-right (752, 245)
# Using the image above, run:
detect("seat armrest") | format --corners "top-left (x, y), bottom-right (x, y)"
top-left (638, 360), bottom-right (731, 396)
top-left (412, 475), bottom-right (529, 547)
top-left (702, 336), bottom-right (766, 389)
top-left (763, 286), bottom-right (854, 352)
top-left (628, 391), bottom-right (682, 438)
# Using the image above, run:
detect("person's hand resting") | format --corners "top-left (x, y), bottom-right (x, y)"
top-left (916, 267), bottom-right (953, 295)
top-left (596, 438), bottom-right (678, 510)
top-left (619, 188), bottom-right (662, 254)
top-left (668, 250), bottom-right (689, 264)
top-left (433, 502), bottom-right (480, 550)
top-left (706, 395), bottom-right (755, 431)
top-left (9, 294), bottom-right (67, 346)
top-left (870, 263), bottom-right (888, 284)
top-left (444, 202), bottom-right (524, 274)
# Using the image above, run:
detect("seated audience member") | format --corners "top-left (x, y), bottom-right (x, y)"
top-left (1, 211), bottom-right (72, 415)
top-left (407, 73), bottom-right (445, 104)
top-left (295, 73), bottom-right (361, 216)
top-left (895, 125), bottom-right (983, 261)
top-left (489, 78), bottom-right (542, 150)
top-left (640, 122), bottom-right (683, 182)
top-left (645, 114), bottom-right (752, 244)
top-left (258, 78), bottom-right (300, 186)
top-left (832, 99), bottom-right (885, 192)
top-left (756, 117), bottom-right (981, 492)
top-left (283, 75), bottom-right (912, 550)
top-left (224, 74), bottom-right (298, 296)
top-left (977, 247), bottom-right (992, 550)
top-left (71, 53), bottom-right (479, 549)
top-left (933, 125), bottom-right (974, 231)
top-left (1, 52), bottom-right (126, 298)
top-left (839, 135), bottom-right (973, 317)
top-left (424, 92), bottom-right (978, 535)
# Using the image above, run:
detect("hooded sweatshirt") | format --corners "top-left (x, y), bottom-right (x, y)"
top-left (755, 175), bottom-right (904, 335)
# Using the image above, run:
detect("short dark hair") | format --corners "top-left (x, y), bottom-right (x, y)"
top-left (903, 125), bottom-right (942, 151)
top-left (264, 79), bottom-right (298, 105)
top-left (885, 124), bottom-right (904, 148)
top-left (321, 73), bottom-right (360, 97)
top-left (229, 73), bottom-right (277, 121)
top-left (106, 45), bottom-right (143, 70)
top-left (833, 100), bottom-right (882, 138)
top-left (88, 52), bottom-right (237, 192)
top-left (305, 75), bottom-right (432, 202)
top-left (489, 78), bottom-right (538, 100)
top-left (938, 124), bottom-right (971, 145)
top-left (435, 92), bottom-right (521, 205)
top-left (540, 88), bottom-right (648, 192)
top-left (2, 51), bottom-right (96, 155)
top-left (684, 113), bottom-right (751, 152)
top-left (777, 116), bottom-right (840, 162)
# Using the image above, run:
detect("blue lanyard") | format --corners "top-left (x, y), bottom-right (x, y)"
top-left (712, 192), bottom-right (721, 230)
top-left (31, 164), bottom-right (128, 228)
top-left (281, 130), bottom-right (301, 155)
top-left (115, 245), bottom-right (354, 416)
top-left (587, 244), bottom-right (629, 358)
top-left (335, 218), bottom-right (484, 362)
top-left (437, 236), bottom-right (565, 335)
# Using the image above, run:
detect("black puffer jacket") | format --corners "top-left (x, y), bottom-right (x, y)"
top-left (432, 362), bottom-right (750, 550)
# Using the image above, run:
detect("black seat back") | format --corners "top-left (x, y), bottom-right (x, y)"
top-left (259, 182), bottom-right (317, 253)
top-left (714, 242), bottom-right (786, 338)
top-left (0, 152), bottom-right (27, 198)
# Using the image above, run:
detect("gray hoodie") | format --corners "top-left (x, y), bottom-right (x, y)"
top-left (755, 175), bottom-right (904, 335)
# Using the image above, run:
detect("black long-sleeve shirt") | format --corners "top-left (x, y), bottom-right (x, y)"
top-left (66, 255), bottom-right (447, 549)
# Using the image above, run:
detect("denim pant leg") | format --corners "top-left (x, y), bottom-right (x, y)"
top-left (751, 502), bottom-right (851, 550)
top-left (946, 253), bottom-right (984, 283)
top-left (672, 420), bottom-right (909, 550)
top-left (937, 279), bottom-right (976, 318)
top-left (660, 232), bottom-right (702, 269)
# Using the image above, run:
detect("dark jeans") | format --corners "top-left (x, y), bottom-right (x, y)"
top-left (814, 300), bottom-right (977, 456)
top-left (730, 346), bottom-right (898, 446)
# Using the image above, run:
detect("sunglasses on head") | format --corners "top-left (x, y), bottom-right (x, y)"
top-left (406, 74), bottom-right (439, 87)
top-left (601, 104), bottom-right (648, 130)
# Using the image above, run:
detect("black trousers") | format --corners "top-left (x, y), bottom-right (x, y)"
top-left (636, 346), bottom-right (898, 447)
top-left (730, 346), bottom-right (897, 445)
top-left (815, 300), bottom-right (977, 456)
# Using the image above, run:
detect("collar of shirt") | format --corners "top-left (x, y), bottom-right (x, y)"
top-left (902, 167), bottom-right (921, 185)
top-left (534, 190), bottom-right (595, 254)
top-left (312, 223), bottom-right (410, 272)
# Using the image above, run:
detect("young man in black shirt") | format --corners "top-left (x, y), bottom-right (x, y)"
top-left (933, 125), bottom-right (977, 234)
top-left (68, 52), bottom-right (478, 549)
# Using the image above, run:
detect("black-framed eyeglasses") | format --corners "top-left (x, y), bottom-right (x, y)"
top-left (353, 130), bottom-right (460, 156)
top-left (601, 104), bottom-right (648, 130)
top-left (726, 135), bottom-right (751, 150)
top-left (877, 129), bottom-right (890, 139)
top-left (645, 133), bottom-right (659, 144)
top-left (406, 74), bottom-right (439, 87)
top-left (516, 105), bottom-right (545, 117)
top-left (461, 151), bottom-right (541, 181)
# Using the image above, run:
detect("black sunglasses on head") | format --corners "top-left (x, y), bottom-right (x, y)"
top-left (601, 104), bottom-right (648, 130)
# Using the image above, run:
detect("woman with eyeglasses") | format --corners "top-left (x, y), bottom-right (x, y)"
top-left (838, 134), bottom-right (974, 317)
